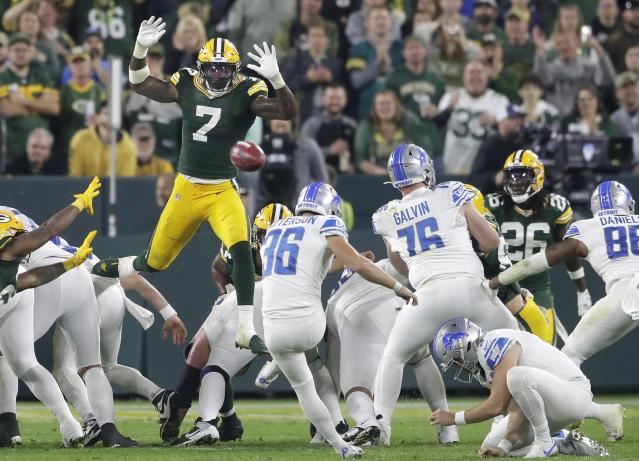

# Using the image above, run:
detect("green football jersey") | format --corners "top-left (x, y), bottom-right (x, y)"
top-left (218, 243), bottom-right (261, 281)
top-left (0, 236), bottom-right (19, 295)
top-left (169, 68), bottom-right (268, 180)
top-left (58, 80), bottom-right (106, 151)
top-left (484, 191), bottom-right (573, 307)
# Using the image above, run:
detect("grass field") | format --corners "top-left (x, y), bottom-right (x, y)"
top-left (3, 396), bottom-right (639, 460)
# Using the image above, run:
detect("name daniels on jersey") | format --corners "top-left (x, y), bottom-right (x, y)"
top-left (599, 215), bottom-right (639, 226)
top-left (393, 201), bottom-right (430, 225)
top-left (275, 216), bottom-right (319, 226)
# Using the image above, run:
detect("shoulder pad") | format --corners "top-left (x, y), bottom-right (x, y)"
top-left (484, 193), bottom-right (505, 210)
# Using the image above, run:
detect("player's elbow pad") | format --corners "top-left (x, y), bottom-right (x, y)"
top-left (129, 65), bottom-right (150, 85)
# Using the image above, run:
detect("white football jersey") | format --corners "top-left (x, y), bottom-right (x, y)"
top-left (565, 212), bottom-right (639, 291)
top-left (261, 214), bottom-right (348, 319)
top-left (327, 259), bottom-right (408, 317)
top-left (438, 89), bottom-right (509, 174)
top-left (372, 182), bottom-right (484, 290)
top-left (477, 329), bottom-right (589, 387)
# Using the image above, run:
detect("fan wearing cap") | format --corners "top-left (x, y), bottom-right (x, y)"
top-left (502, 8), bottom-right (535, 79)
top-left (479, 33), bottom-right (521, 102)
top-left (466, 0), bottom-right (506, 44)
top-left (604, 0), bottom-right (639, 70)
top-left (131, 122), bottom-right (174, 177)
top-left (92, 16), bottom-right (298, 353)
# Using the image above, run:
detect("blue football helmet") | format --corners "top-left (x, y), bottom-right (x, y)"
top-left (386, 144), bottom-right (436, 189)
top-left (590, 181), bottom-right (635, 216)
top-left (432, 317), bottom-right (483, 384)
top-left (295, 182), bottom-right (343, 218)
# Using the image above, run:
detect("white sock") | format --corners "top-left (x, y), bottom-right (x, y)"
top-left (237, 305), bottom-right (256, 334)
top-left (52, 367), bottom-right (93, 421)
top-left (104, 364), bottom-right (161, 401)
top-left (308, 358), bottom-right (343, 426)
top-left (411, 355), bottom-right (448, 411)
top-left (374, 353), bottom-right (406, 423)
top-left (0, 355), bottom-right (18, 414)
top-left (199, 372), bottom-right (226, 422)
top-left (346, 391), bottom-right (377, 428)
top-left (219, 407), bottom-right (235, 418)
top-left (21, 365), bottom-right (76, 426)
top-left (118, 256), bottom-right (139, 277)
top-left (507, 370), bottom-right (552, 443)
top-left (84, 368), bottom-right (115, 426)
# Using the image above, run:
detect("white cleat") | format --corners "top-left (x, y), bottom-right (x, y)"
top-left (61, 418), bottom-right (85, 448)
top-left (524, 440), bottom-right (558, 458)
top-left (336, 444), bottom-right (364, 458)
top-left (374, 417), bottom-right (391, 447)
top-left (174, 418), bottom-right (220, 446)
top-left (437, 424), bottom-right (460, 444)
top-left (255, 360), bottom-right (281, 389)
top-left (555, 430), bottom-right (609, 456)
top-left (599, 404), bottom-right (624, 441)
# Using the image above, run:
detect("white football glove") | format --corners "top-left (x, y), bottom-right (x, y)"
top-left (247, 42), bottom-right (286, 89)
top-left (577, 290), bottom-right (592, 317)
top-left (134, 16), bottom-right (167, 58)
top-left (0, 284), bottom-right (16, 304)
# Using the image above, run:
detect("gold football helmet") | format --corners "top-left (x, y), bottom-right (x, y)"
top-left (502, 149), bottom-right (545, 204)
top-left (0, 210), bottom-right (25, 249)
top-left (197, 37), bottom-right (241, 93)
top-left (463, 184), bottom-right (487, 215)
top-left (251, 203), bottom-right (293, 248)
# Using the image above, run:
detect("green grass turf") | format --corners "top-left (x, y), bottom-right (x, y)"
top-left (3, 396), bottom-right (638, 460)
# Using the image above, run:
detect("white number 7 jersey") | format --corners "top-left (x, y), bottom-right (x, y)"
top-left (372, 181), bottom-right (484, 289)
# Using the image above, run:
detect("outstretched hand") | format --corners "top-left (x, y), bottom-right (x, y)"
top-left (247, 42), bottom-right (281, 81)
top-left (72, 176), bottom-right (101, 215)
top-left (63, 230), bottom-right (97, 270)
top-left (163, 315), bottom-right (188, 345)
top-left (136, 16), bottom-right (167, 49)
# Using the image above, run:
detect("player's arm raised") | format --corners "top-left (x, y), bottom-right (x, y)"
top-left (490, 238), bottom-right (589, 290)
top-left (247, 43), bottom-right (298, 120)
top-left (129, 17), bottom-right (178, 103)
top-left (0, 177), bottom-right (100, 261)
top-left (326, 235), bottom-right (418, 305)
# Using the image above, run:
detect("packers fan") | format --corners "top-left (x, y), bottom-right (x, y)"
top-left (464, 184), bottom-right (554, 343)
top-left (93, 17), bottom-right (298, 353)
top-left (484, 150), bottom-right (592, 343)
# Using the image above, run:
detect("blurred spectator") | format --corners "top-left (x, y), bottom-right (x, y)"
top-left (0, 32), bottom-right (7, 71)
top-left (62, 29), bottom-right (108, 85)
top-left (37, 0), bottom-right (74, 60)
top-left (466, 0), bottom-right (505, 43)
top-left (550, 3), bottom-right (583, 44)
top-left (439, 0), bottom-right (469, 28)
top-left (165, 14), bottom-right (206, 74)
top-left (347, 6), bottom-right (403, 119)
top-left (518, 74), bottom-right (560, 126)
top-left (385, 36), bottom-right (445, 155)
top-left (604, 0), bottom-right (639, 71)
top-left (562, 85), bottom-right (619, 136)
top-left (257, 119), bottom-right (328, 208)
top-left (227, 0), bottom-right (295, 58)
top-left (68, 101), bottom-right (136, 176)
top-left (0, 33), bottom-right (59, 165)
top-left (155, 172), bottom-right (176, 208)
top-left (131, 122), bottom-right (175, 177)
top-left (301, 83), bottom-right (357, 173)
top-left (5, 127), bottom-right (64, 175)
top-left (275, 0), bottom-right (339, 61)
top-left (70, 0), bottom-right (136, 60)
top-left (429, 18), bottom-right (481, 89)
top-left (481, 33), bottom-right (520, 102)
top-left (403, 0), bottom-right (439, 38)
top-left (626, 43), bottom-right (639, 74)
top-left (437, 60), bottom-right (509, 174)
top-left (591, 0), bottom-right (620, 43)
top-left (354, 89), bottom-right (429, 174)
top-left (611, 72), bottom-right (639, 161)
top-left (56, 46), bottom-right (106, 155)
top-left (125, 44), bottom-right (182, 164)
top-left (17, 9), bottom-right (60, 77)
top-left (282, 20), bottom-right (343, 123)
top-left (346, 0), bottom-right (402, 45)
top-left (534, 30), bottom-right (615, 116)
top-left (502, 8), bottom-right (534, 78)
top-left (470, 104), bottom-right (525, 194)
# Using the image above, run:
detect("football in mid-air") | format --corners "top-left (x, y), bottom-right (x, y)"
top-left (230, 141), bottom-right (266, 172)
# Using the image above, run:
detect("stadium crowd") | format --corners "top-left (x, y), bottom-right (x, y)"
top-left (0, 0), bottom-right (638, 198)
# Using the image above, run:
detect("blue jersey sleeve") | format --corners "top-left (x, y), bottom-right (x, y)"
top-left (564, 223), bottom-right (580, 239)
top-left (482, 336), bottom-right (515, 370)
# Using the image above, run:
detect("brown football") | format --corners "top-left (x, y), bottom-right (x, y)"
top-left (230, 141), bottom-right (266, 172)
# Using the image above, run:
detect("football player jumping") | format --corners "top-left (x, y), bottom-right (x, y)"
top-left (93, 17), bottom-right (298, 353)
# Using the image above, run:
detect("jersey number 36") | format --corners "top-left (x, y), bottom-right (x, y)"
top-left (262, 227), bottom-right (305, 276)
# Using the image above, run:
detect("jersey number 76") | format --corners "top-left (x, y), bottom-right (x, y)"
top-left (396, 217), bottom-right (444, 256)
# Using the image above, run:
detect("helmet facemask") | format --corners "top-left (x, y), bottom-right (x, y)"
top-left (197, 61), bottom-right (238, 93)
top-left (504, 166), bottom-right (539, 204)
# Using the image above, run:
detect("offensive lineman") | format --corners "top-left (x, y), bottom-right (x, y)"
top-left (372, 144), bottom-right (518, 444)
top-left (261, 182), bottom-right (418, 459)
top-left (92, 16), bottom-right (298, 352)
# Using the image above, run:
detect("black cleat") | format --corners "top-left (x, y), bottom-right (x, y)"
top-left (0, 412), bottom-right (20, 447)
top-left (336, 420), bottom-right (350, 435)
top-left (100, 423), bottom-right (138, 448)
top-left (219, 413), bottom-right (244, 442)
top-left (343, 426), bottom-right (381, 446)
top-left (153, 389), bottom-right (181, 441)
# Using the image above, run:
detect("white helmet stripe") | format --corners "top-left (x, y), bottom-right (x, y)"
top-left (514, 149), bottom-right (523, 163)
top-left (215, 38), bottom-right (223, 56)
top-left (274, 203), bottom-right (282, 221)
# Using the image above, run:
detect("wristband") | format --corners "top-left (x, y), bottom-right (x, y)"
top-left (497, 439), bottom-right (513, 455)
top-left (568, 267), bottom-right (585, 280)
top-left (133, 41), bottom-right (148, 59)
top-left (129, 65), bottom-right (151, 84)
top-left (159, 304), bottom-right (177, 321)
top-left (454, 411), bottom-right (466, 425)
top-left (392, 281), bottom-right (403, 293)
top-left (268, 72), bottom-right (286, 90)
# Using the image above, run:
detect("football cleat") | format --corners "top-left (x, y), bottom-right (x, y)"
top-left (374, 415), bottom-right (391, 447)
top-left (82, 415), bottom-right (101, 447)
top-left (336, 444), bottom-right (364, 459)
top-left (100, 423), bottom-right (138, 448)
top-left (555, 430), bottom-right (609, 457)
top-left (153, 389), bottom-right (180, 441)
top-left (173, 418), bottom-right (220, 446)
top-left (437, 424), bottom-right (460, 444)
top-left (598, 404), bottom-right (624, 441)
top-left (0, 412), bottom-right (21, 447)
top-left (343, 425), bottom-right (381, 446)
top-left (60, 418), bottom-right (85, 448)
top-left (219, 413), bottom-right (244, 441)
top-left (523, 439), bottom-right (558, 458)
top-left (255, 360), bottom-right (281, 389)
